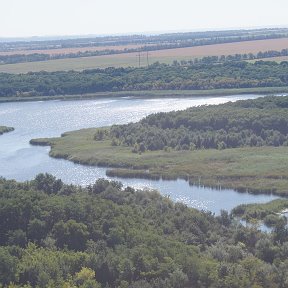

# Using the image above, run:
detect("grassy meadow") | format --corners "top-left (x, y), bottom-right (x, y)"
top-left (31, 128), bottom-right (288, 196)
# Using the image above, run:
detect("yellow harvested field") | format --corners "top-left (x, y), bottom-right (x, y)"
top-left (1, 38), bottom-right (288, 73)
top-left (117, 38), bottom-right (288, 59)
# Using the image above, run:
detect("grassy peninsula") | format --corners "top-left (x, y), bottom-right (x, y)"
top-left (31, 96), bottom-right (288, 196)
top-left (0, 126), bottom-right (14, 135)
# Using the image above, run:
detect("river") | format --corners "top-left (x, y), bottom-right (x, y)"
top-left (0, 95), bottom-right (279, 214)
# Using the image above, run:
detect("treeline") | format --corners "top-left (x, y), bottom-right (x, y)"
top-left (0, 49), bottom-right (132, 65)
top-left (1, 28), bottom-right (288, 65)
top-left (175, 48), bottom-right (288, 66)
top-left (1, 45), bottom-right (288, 66)
top-left (1, 174), bottom-right (288, 287)
top-left (108, 96), bottom-right (288, 152)
top-left (1, 61), bottom-right (288, 97)
top-left (2, 27), bottom-right (287, 53)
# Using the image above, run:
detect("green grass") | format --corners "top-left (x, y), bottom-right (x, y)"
top-left (31, 128), bottom-right (288, 196)
top-left (0, 126), bottom-right (14, 135)
top-left (0, 54), bottom-right (174, 74)
top-left (232, 199), bottom-right (288, 224)
top-left (1, 54), bottom-right (288, 74)
top-left (1, 87), bottom-right (288, 103)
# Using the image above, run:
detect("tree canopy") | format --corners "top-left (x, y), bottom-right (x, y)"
top-left (108, 95), bottom-right (288, 152)
top-left (0, 174), bottom-right (288, 287)
top-left (1, 61), bottom-right (288, 97)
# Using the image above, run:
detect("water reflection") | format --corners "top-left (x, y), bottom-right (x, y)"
top-left (0, 94), bottom-right (279, 215)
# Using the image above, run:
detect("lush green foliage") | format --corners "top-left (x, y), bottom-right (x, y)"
top-left (30, 96), bottom-right (288, 196)
top-left (232, 199), bottom-right (288, 224)
top-left (110, 96), bottom-right (288, 152)
top-left (1, 61), bottom-right (288, 97)
top-left (1, 174), bottom-right (288, 287)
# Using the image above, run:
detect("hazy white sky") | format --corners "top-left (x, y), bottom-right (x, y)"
top-left (1, 0), bottom-right (288, 37)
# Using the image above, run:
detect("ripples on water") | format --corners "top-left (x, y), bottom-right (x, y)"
top-left (0, 95), bottom-right (279, 214)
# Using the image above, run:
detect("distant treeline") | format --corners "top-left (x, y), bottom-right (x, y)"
top-left (108, 96), bottom-right (288, 151)
top-left (1, 46), bottom-right (288, 66)
top-left (1, 28), bottom-right (288, 65)
top-left (1, 61), bottom-right (288, 97)
top-left (1, 174), bottom-right (288, 287)
top-left (1, 27), bottom-right (288, 52)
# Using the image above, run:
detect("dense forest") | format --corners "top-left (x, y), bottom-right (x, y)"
top-left (1, 174), bottom-right (288, 287)
top-left (1, 61), bottom-right (288, 97)
top-left (107, 96), bottom-right (288, 152)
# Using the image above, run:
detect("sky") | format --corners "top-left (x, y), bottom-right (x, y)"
top-left (1, 0), bottom-right (288, 38)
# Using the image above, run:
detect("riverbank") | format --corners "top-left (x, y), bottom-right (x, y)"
top-left (30, 127), bottom-right (288, 197)
top-left (1, 86), bottom-right (288, 103)
top-left (232, 199), bottom-right (288, 227)
top-left (0, 126), bottom-right (14, 135)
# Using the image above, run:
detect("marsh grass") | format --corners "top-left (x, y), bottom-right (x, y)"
top-left (31, 128), bottom-right (288, 196)
top-left (2, 87), bottom-right (288, 103)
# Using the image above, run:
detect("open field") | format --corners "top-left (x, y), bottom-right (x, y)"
top-left (0, 44), bottom-right (150, 56)
top-left (0, 54), bottom-right (140, 73)
top-left (148, 37), bottom-right (288, 58)
top-left (1, 38), bottom-right (288, 73)
top-left (31, 128), bottom-right (288, 196)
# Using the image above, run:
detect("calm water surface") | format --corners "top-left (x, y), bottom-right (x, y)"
top-left (0, 95), bottom-right (279, 214)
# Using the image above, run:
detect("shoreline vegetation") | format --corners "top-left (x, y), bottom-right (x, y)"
top-left (0, 126), bottom-right (14, 135)
top-left (1, 86), bottom-right (288, 103)
top-left (1, 174), bottom-right (288, 287)
top-left (30, 134), bottom-right (288, 197)
top-left (2, 61), bottom-right (288, 102)
top-left (30, 95), bottom-right (288, 197)
top-left (232, 199), bottom-right (288, 227)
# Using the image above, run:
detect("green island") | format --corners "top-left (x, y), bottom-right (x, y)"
top-left (0, 126), bottom-right (14, 135)
top-left (31, 95), bottom-right (288, 196)
top-left (1, 173), bottom-right (288, 287)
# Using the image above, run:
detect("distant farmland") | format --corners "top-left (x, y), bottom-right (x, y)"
top-left (1, 38), bottom-right (288, 74)
top-left (0, 44), bottom-right (149, 56)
